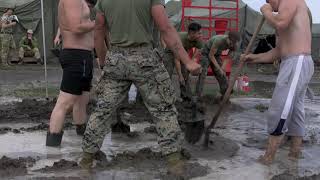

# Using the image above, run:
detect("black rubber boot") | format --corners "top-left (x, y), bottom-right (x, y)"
top-left (76, 124), bottom-right (87, 136)
top-left (46, 131), bottom-right (64, 147)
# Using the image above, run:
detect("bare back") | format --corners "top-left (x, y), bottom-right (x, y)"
top-left (58, 0), bottom-right (94, 50)
top-left (277, 0), bottom-right (311, 57)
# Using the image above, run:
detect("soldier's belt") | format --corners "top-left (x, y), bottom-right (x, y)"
top-left (110, 45), bottom-right (153, 54)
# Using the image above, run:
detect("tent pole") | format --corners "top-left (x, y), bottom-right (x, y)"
top-left (40, 0), bottom-right (48, 98)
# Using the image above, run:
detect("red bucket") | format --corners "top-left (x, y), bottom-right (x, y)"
top-left (215, 20), bottom-right (228, 35)
top-left (184, 0), bottom-right (192, 6)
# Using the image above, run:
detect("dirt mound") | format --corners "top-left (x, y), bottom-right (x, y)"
top-left (186, 136), bottom-right (240, 161)
top-left (0, 156), bottom-right (36, 177)
top-left (0, 122), bottom-right (75, 135)
top-left (39, 159), bottom-right (79, 172)
top-left (0, 98), bottom-right (56, 123)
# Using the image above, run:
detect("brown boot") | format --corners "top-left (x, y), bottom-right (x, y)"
top-left (258, 135), bottom-right (284, 165)
top-left (288, 136), bottom-right (302, 159)
top-left (79, 152), bottom-right (95, 169)
top-left (166, 152), bottom-right (186, 177)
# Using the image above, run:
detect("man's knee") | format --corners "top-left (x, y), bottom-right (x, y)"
top-left (56, 92), bottom-right (78, 112)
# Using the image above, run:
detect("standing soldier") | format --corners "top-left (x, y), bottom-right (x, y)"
top-left (0, 8), bottom-right (18, 67)
top-left (80, 0), bottom-right (202, 175)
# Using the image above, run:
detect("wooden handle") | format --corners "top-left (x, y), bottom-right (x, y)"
top-left (203, 17), bottom-right (265, 147)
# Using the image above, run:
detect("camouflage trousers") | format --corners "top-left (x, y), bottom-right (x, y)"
top-left (82, 45), bottom-right (183, 155)
top-left (163, 51), bottom-right (192, 100)
top-left (0, 33), bottom-right (16, 65)
top-left (19, 47), bottom-right (41, 59)
top-left (195, 52), bottom-right (228, 97)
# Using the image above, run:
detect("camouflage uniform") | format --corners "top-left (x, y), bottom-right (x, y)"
top-left (0, 14), bottom-right (16, 66)
top-left (82, 46), bottom-right (183, 155)
top-left (18, 36), bottom-right (41, 60)
top-left (195, 53), bottom-right (228, 97)
top-left (163, 50), bottom-right (193, 100)
top-left (195, 35), bottom-right (230, 97)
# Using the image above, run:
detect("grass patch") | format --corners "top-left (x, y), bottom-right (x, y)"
top-left (254, 104), bottom-right (269, 112)
top-left (8, 86), bottom-right (59, 98)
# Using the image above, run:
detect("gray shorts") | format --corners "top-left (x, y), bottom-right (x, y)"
top-left (268, 54), bottom-right (314, 136)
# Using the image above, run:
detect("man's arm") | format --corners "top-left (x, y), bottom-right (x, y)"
top-left (208, 45), bottom-right (225, 75)
top-left (243, 46), bottom-right (280, 64)
top-left (32, 38), bottom-right (38, 49)
top-left (54, 28), bottom-right (61, 45)
top-left (261, 0), bottom-right (297, 31)
top-left (1, 21), bottom-right (16, 28)
top-left (19, 37), bottom-right (28, 49)
top-left (174, 58), bottom-right (184, 82)
top-left (151, 5), bottom-right (201, 74)
top-left (94, 12), bottom-right (107, 68)
top-left (62, 0), bottom-right (95, 34)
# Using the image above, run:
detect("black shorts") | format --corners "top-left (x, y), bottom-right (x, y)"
top-left (59, 49), bottom-right (93, 95)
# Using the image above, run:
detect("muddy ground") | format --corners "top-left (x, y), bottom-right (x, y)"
top-left (0, 65), bottom-right (320, 179)
top-left (0, 97), bottom-right (319, 179)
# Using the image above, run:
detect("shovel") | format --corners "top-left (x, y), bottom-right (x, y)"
top-left (201, 17), bottom-right (266, 148)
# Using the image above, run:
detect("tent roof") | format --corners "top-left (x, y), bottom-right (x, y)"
top-left (0, 0), bottom-right (36, 8)
top-left (165, 1), bottom-right (181, 17)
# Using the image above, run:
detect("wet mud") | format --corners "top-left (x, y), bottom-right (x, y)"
top-left (0, 99), bottom-right (56, 124)
top-left (186, 136), bottom-right (240, 161)
top-left (97, 148), bottom-right (209, 180)
top-left (39, 159), bottom-right (79, 172)
top-left (0, 156), bottom-right (37, 177)
top-left (271, 172), bottom-right (320, 180)
top-left (143, 125), bottom-right (157, 134)
top-left (0, 122), bottom-right (75, 135)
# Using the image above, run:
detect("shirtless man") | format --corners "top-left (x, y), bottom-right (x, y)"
top-left (243, 0), bottom-right (314, 164)
top-left (46, 0), bottom-right (95, 146)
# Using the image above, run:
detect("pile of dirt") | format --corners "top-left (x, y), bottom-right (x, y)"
top-left (0, 122), bottom-right (75, 135)
top-left (0, 156), bottom-right (36, 177)
top-left (21, 122), bottom-right (74, 132)
top-left (39, 159), bottom-right (79, 172)
top-left (0, 127), bottom-right (15, 134)
top-left (186, 136), bottom-right (240, 161)
top-left (0, 98), bottom-right (56, 123)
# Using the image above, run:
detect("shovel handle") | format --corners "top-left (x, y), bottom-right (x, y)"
top-left (203, 17), bottom-right (265, 147)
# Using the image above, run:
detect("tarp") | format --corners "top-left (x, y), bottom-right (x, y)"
top-left (0, 0), bottom-right (59, 60)
top-left (168, 0), bottom-right (320, 61)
